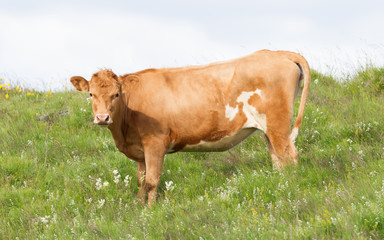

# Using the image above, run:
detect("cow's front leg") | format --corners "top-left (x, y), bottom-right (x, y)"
top-left (143, 137), bottom-right (168, 207)
top-left (137, 161), bottom-right (146, 204)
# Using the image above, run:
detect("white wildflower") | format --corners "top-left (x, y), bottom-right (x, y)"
top-left (39, 215), bottom-right (51, 224)
top-left (126, 234), bottom-right (135, 240)
top-left (95, 178), bottom-right (102, 190)
top-left (165, 181), bottom-right (175, 192)
top-left (124, 175), bottom-right (132, 187)
top-left (358, 150), bottom-right (364, 158)
top-left (113, 170), bottom-right (121, 184)
top-left (114, 175), bottom-right (121, 184)
top-left (103, 181), bottom-right (109, 187)
top-left (336, 145), bottom-right (341, 152)
top-left (314, 79), bottom-right (319, 84)
top-left (97, 199), bottom-right (105, 209)
top-left (358, 150), bottom-right (363, 155)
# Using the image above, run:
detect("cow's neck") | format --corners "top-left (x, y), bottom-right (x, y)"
top-left (107, 100), bottom-right (145, 161)
top-left (108, 100), bottom-right (131, 141)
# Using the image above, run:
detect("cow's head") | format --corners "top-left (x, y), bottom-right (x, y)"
top-left (70, 69), bottom-right (121, 126)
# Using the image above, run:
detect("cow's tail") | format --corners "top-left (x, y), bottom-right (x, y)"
top-left (285, 51), bottom-right (311, 142)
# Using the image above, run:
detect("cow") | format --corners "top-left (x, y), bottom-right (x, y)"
top-left (70, 50), bottom-right (310, 206)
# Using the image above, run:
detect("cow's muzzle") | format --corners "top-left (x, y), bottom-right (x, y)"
top-left (94, 114), bottom-right (113, 125)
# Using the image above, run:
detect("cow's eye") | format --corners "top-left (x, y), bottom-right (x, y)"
top-left (115, 93), bottom-right (119, 98)
top-left (89, 93), bottom-right (93, 97)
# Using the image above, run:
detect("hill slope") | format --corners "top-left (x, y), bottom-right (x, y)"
top-left (0, 69), bottom-right (384, 239)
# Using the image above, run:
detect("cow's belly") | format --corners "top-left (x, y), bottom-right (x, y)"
top-left (180, 128), bottom-right (257, 152)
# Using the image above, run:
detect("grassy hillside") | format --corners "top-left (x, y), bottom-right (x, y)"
top-left (0, 68), bottom-right (384, 239)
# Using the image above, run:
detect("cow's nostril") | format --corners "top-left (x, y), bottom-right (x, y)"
top-left (105, 115), bottom-right (110, 122)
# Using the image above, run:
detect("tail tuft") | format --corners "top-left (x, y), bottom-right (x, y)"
top-left (290, 127), bottom-right (299, 143)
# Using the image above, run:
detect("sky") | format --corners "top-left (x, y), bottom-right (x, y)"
top-left (1, 0), bottom-right (384, 91)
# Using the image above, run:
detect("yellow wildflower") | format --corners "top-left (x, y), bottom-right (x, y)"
top-left (27, 92), bottom-right (31, 96)
top-left (16, 86), bottom-right (19, 90)
top-left (19, 90), bottom-right (22, 93)
top-left (5, 94), bottom-right (9, 99)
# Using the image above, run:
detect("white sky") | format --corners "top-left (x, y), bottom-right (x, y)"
top-left (1, 0), bottom-right (384, 91)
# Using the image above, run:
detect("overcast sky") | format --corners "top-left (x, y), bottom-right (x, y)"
top-left (1, 0), bottom-right (384, 90)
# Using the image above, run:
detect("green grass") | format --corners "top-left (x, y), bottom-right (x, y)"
top-left (0, 68), bottom-right (383, 239)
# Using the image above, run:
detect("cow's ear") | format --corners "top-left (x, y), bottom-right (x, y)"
top-left (118, 74), bottom-right (139, 94)
top-left (70, 76), bottom-right (89, 92)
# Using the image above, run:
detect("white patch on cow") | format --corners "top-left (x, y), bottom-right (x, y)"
top-left (225, 104), bottom-right (239, 121)
top-left (290, 127), bottom-right (299, 142)
top-left (237, 89), bottom-right (263, 101)
top-left (182, 128), bottom-right (256, 152)
top-left (236, 89), bottom-right (267, 132)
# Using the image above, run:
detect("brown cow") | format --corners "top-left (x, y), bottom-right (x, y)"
top-left (70, 50), bottom-right (310, 206)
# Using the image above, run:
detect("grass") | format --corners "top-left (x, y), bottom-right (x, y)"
top-left (0, 68), bottom-right (383, 239)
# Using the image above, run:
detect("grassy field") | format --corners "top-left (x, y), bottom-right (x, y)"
top-left (0, 68), bottom-right (384, 239)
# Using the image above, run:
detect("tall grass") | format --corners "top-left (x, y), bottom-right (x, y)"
top-left (0, 68), bottom-right (383, 239)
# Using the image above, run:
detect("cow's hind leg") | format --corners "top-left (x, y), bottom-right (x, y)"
top-left (265, 130), bottom-right (298, 169)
